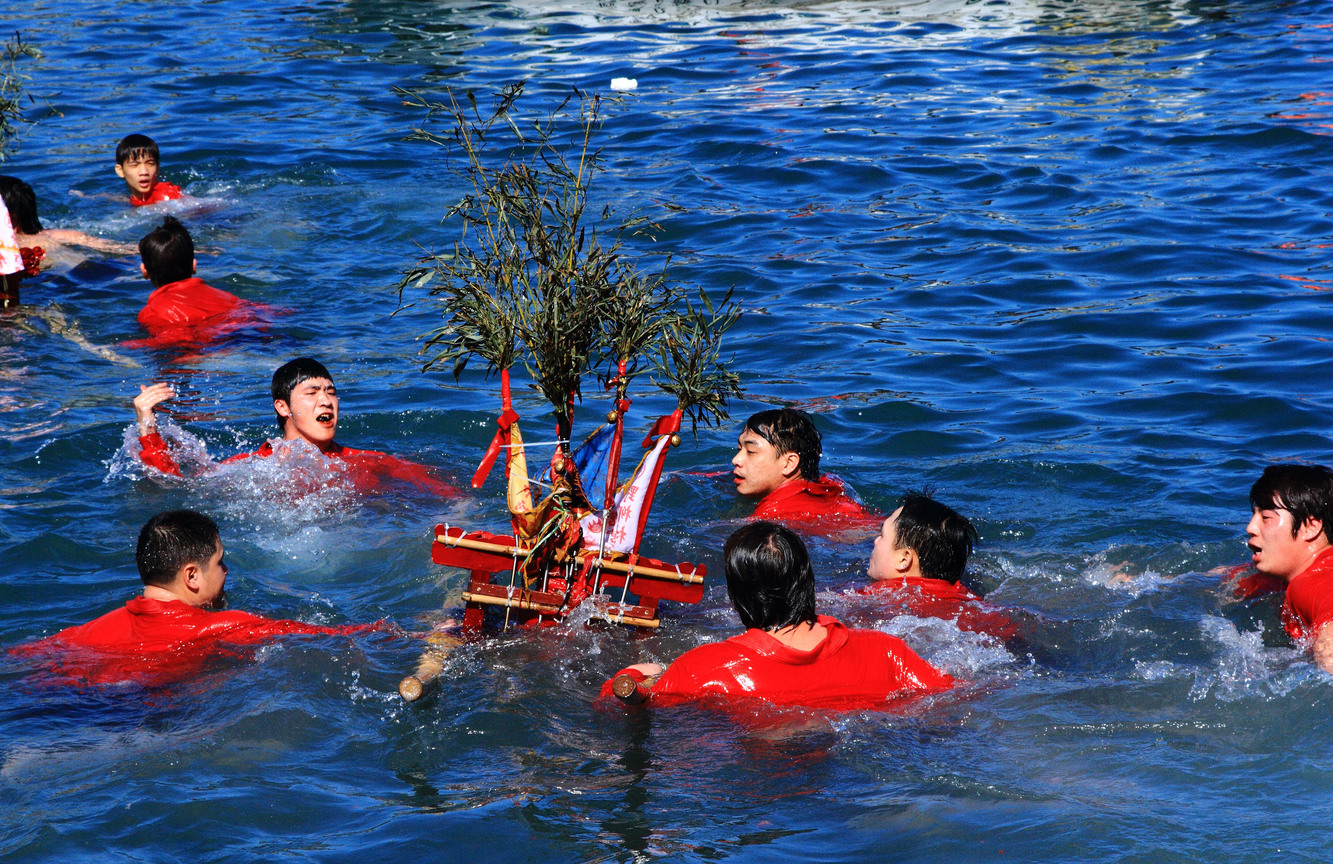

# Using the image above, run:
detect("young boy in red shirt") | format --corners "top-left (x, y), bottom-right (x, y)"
top-left (115, 134), bottom-right (183, 206)
top-left (1240, 464), bottom-right (1333, 671)
top-left (133, 357), bottom-right (457, 497)
top-left (730, 408), bottom-right (879, 531)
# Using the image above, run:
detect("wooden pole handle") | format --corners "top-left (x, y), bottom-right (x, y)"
top-left (611, 672), bottom-right (660, 705)
top-left (398, 674), bottom-right (429, 702)
top-left (399, 631), bottom-right (458, 702)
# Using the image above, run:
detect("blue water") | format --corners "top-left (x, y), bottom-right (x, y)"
top-left (4, 0), bottom-right (1333, 860)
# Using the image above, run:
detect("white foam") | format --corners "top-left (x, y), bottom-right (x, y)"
top-left (104, 423), bottom-right (363, 525)
top-left (1133, 616), bottom-right (1319, 702)
top-left (881, 614), bottom-right (1016, 677)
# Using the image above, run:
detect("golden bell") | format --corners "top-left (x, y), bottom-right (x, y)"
top-left (670, 434), bottom-right (682, 447)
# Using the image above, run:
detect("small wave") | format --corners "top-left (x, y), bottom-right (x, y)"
top-left (881, 614), bottom-right (1017, 677)
top-left (1133, 616), bottom-right (1318, 703)
top-left (1083, 552), bottom-right (1167, 597)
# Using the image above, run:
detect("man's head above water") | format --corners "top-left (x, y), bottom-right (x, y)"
top-left (270, 357), bottom-right (338, 449)
top-left (731, 408), bottom-right (823, 499)
top-left (1246, 464), bottom-right (1333, 581)
top-left (136, 509), bottom-right (229, 609)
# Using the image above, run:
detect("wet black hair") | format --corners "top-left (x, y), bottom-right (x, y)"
top-left (743, 408), bottom-right (822, 481)
top-left (136, 510), bottom-right (221, 588)
top-left (1249, 464), bottom-right (1333, 541)
top-left (138, 216), bottom-right (194, 286)
top-left (0, 176), bottom-right (41, 235)
top-left (116, 133), bottom-right (160, 165)
top-left (271, 357), bottom-right (334, 432)
top-left (723, 521), bottom-right (817, 631)
top-left (894, 491), bottom-right (978, 584)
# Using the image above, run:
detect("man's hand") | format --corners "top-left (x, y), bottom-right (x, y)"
top-left (1313, 627), bottom-right (1333, 674)
top-left (133, 383), bottom-right (175, 436)
top-left (611, 663), bottom-right (666, 704)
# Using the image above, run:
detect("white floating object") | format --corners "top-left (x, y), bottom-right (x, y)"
top-left (610, 77), bottom-right (638, 91)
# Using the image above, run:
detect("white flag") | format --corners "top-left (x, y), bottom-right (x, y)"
top-left (581, 433), bottom-right (671, 554)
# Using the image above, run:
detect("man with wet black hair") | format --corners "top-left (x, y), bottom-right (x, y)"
top-left (138, 216), bottom-right (194, 286)
top-left (602, 521), bottom-right (951, 707)
top-left (1242, 464), bottom-right (1333, 671)
top-left (0, 175), bottom-right (40, 237)
top-left (871, 492), bottom-right (978, 584)
top-left (730, 407), bottom-right (876, 528)
top-left (16, 510), bottom-right (384, 684)
top-left (132, 216), bottom-right (265, 347)
top-left (862, 492), bottom-right (1016, 640)
top-left (131, 358), bottom-right (455, 495)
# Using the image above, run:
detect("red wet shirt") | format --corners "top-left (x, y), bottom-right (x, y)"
top-left (137, 432), bottom-right (456, 497)
top-left (1226, 564), bottom-right (1285, 601)
top-left (752, 476), bottom-right (879, 529)
top-left (15, 596), bottom-right (382, 686)
top-left (861, 576), bottom-right (1019, 640)
top-left (604, 616), bottom-right (951, 709)
top-left (1282, 547), bottom-right (1333, 642)
top-left (130, 181), bottom-right (183, 207)
top-left (137, 277), bottom-right (241, 329)
top-left (129, 276), bottom-right (281, 351)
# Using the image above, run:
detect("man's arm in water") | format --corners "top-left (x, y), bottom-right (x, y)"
top-left (43, 229), bottom-right (138, 256)
top-left (133, 382), bottom-right (185, 476)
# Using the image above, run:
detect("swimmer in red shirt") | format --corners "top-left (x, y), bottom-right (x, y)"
top-left (14, 510), bottom-right (387, 686)
top-left (115, 134), bottom-right (184, 206)
top-left (603, 522), bottom-right (952, 709)
top-left (863, 492), bottom-right (1017, 640)
top-left (133, 357), bottom-right (456, 497)
top-left (1242, 464), bottom-right (1333, 671)
top-left (731, 408), bottom-right (878, 531)
top-left (133, 215), bottom-right (254, 343)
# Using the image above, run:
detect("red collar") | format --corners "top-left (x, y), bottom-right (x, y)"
top-left (865, 575), bottom-right (979, 602)
top-left (762, 475), bottom-right (845, 503)
top-left (733, 615), bottom-right (848, 664)
top-left (146, 276), bottom-right (209, 297)
top-left (1292, 544), bottom-right (1333, 582)
top-left (127, 596), bottom-right (204, 616)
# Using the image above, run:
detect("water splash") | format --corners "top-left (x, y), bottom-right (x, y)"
top-left (881, 614), bottom-right (1017, 677)
top-left (105, 420), bottom-right (364, 523)
top-left (1135, 616), bottom-right (1319, 703)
